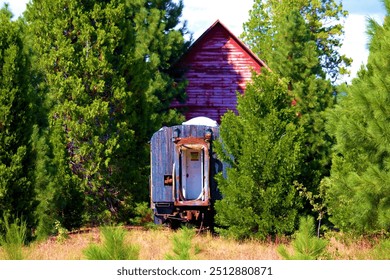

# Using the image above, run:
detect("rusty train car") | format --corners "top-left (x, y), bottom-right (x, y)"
top-left (150, 117), bottom-right (225, 227)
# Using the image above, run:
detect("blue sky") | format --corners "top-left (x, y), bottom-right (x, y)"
top-left (1, 0), bottom-right (387, 82)
top-left (342, 0), bottom-right (385, 14)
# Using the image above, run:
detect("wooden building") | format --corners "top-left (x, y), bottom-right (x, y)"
top-left (171, 20), bottom-right (268, 123)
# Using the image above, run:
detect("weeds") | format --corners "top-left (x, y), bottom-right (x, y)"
top-left (54, 220), bottom-right (69, 243)
top-left (371, 239), bottom-right (390, 260)
top-left (0, 216), bottom-right (27, 260)
top-left (278, 216), bottom-right (328, 260)
top-left (83, 226), bottom-right (140, 260)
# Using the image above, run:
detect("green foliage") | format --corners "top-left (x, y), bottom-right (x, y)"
top-left (83, 226), bottom-right (139, 260)
top-left (129, 202), bottom-right (153, 226)
top-left (242, 0), bottom-right (351, 82)
top-left (371, 239), bottom-right (390, 260)
top-left (0, 5), bottom-right (37, 235)
top-left (325, 0), bottom-right (390, 234)
top-left (54, 220), bottom-right (69, 243)
top-left (25, 0), bottom-right (188, 229)
top-left (165, 227), bottom-right (198, 260)
top-left (296, 179), bottom-right (327, 237)
top-left (0, 215), bottom-right (27, 260)
top-left (215, 71), bottom-right (304, 239)
top-left (225, 3), bottom-right (344, 235)
top-left (278, 216), bottom-right (328, 260)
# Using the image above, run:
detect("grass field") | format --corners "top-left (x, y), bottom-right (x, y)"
top-left (0, 226), bottom-right (387, 260)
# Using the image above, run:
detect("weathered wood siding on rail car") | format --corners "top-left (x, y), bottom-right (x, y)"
top-left (150, 124), bottom-right (220, 204)
top-left (171, 20), bottom-right (267, 123)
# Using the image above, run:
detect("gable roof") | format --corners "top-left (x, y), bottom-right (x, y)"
top-left (170, 20), bottom-right (269, 123)
top-left (180, 19), bottom-right (268, 69)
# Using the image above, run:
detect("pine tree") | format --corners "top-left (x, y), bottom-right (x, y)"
top-left (277, 216), bottom-right (328, 260)
top-left (215, 0), bottom-right (350, 238)
top-left (242, 0), bottom-right (350, 82)
top-left (164, 227), bottom-right (197, 260)
top-left (243, 0), bottom-right (343, 192)
top-left (325, 0), bottom-right (390, 233)
top-left (215, 71), bottom-right (304, 239)
top-left (25, 0), bottom-right (187, 232)
top-left (242, 0), bottom-right (349, 216)
top-left (83, 226), bottom-right (139, 260)
top-left (0, 6), bottom-right (37, 234)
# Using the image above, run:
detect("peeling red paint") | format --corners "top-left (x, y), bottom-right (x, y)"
top-left (171, 20), bottom-right (267, 123)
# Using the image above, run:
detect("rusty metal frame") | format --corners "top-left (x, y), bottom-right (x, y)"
top-left (173, 136), bottom-right (211, 207)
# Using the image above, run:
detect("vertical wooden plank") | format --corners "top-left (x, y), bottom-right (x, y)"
top-left (151, 127), bottom-right (174, 203)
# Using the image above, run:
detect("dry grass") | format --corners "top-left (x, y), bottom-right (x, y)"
top-left (193, 233), bottom-right (282, 259)
top-left (24, 228), bottom-right (101, 260)
top-left (0, 227), bottom-right (386, 260)
top-left (129, 229), bottom-right (282, 260)
top-left (127, 227), bottom-right (173, 260)
top-left (325, 234), bottom-right (378, 260)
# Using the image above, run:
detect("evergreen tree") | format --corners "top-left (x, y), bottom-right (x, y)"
top-left (0, 6), bottom-right (37, 233)
top-left (215, 71), bottom-right (304, 239)
top-left (215, 0), bottom-right (350, 238)
top-left (242, 0), bottom-right (349, 214)
top-left (25, 0), bottom-right (187, 232)
top-left (242, 0), bottom-right (345, 195)
top-left (242, 0), bottom-right (350, 82)
top-left (325, 0), bottom-right (390, 233)
top-left (277, 216), bottom-right (328, 260)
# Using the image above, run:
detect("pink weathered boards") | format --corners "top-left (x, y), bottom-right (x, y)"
top-left (171, 20), bottom-right (267, 123)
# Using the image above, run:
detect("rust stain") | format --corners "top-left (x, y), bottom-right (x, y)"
top-left (174, 136), bottom-right (209, 146)
top-left (174, 200), bottom-right (210, 207)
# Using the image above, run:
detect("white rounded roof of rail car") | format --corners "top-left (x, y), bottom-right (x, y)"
top-left (182, 117), bottom-right (218, 127)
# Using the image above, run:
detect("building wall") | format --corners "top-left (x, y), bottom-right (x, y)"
top-left (171, 22), bottom-right (264, 123)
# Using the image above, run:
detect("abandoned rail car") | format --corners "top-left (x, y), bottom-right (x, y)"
top-left (150, 117), bottom-right (225, 227)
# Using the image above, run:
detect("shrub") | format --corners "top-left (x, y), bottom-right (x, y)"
top-left (129, 202), bottom-right (153, 227)
top-left (278, 216), bottom-right (328, 260)
top-left (83, 226), bottom-right (139, 260)
top-left (165, 227), bottom-right (199, 260)
top-left (0, 216), bottom-right (27, 260)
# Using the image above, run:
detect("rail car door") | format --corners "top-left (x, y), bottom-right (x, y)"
top-left (173, 140), bottom-right (210, 206)
top-left (181, 148), bottom-right (204, 200)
